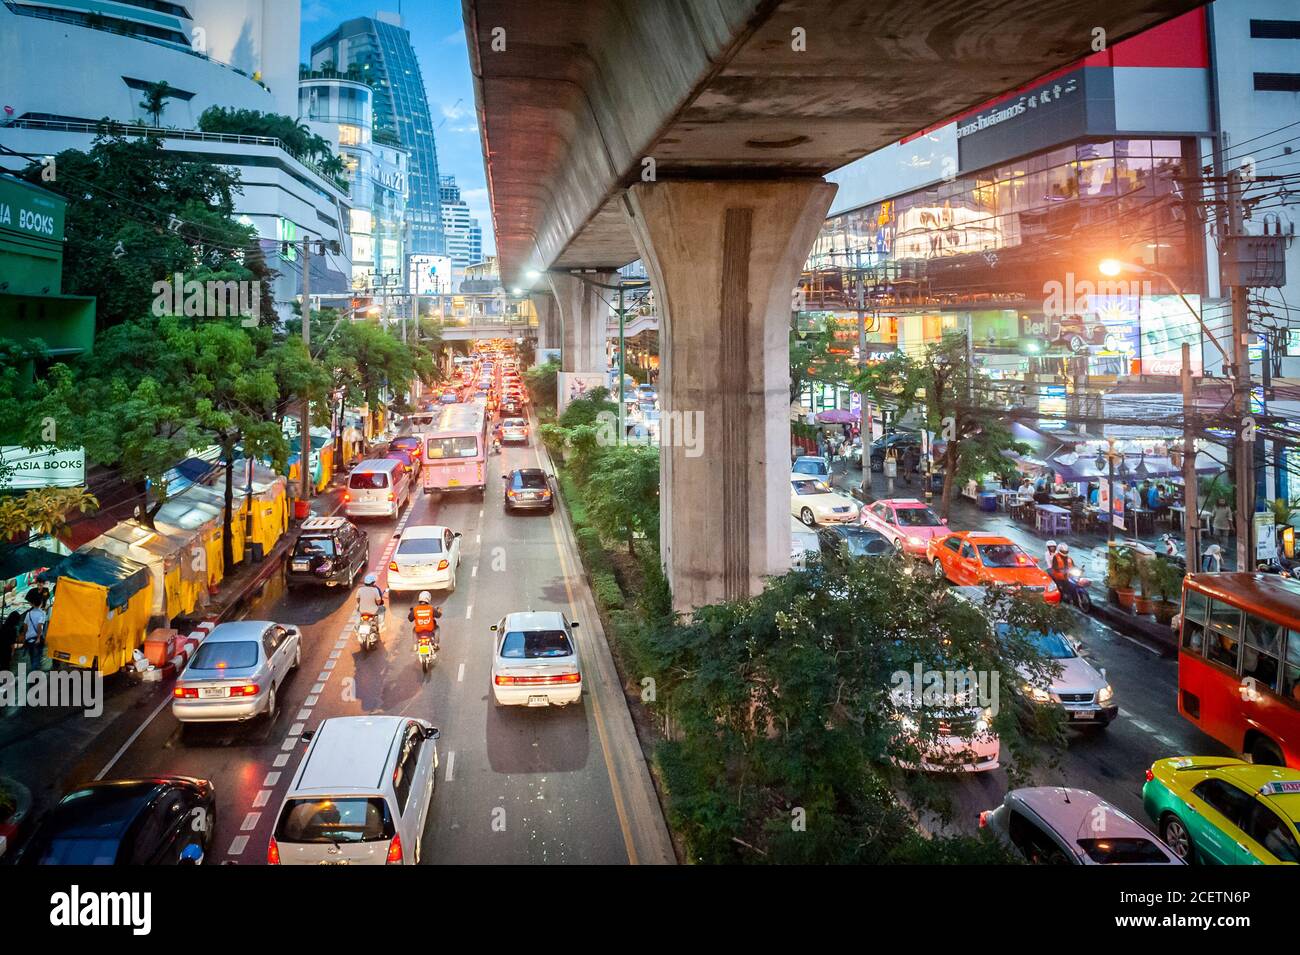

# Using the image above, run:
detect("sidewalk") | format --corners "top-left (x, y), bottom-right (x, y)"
top-left (831, 459), bottom-right (1200, 652)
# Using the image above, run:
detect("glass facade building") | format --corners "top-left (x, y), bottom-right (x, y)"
top-left (311, 16), bottom-right (445, 256)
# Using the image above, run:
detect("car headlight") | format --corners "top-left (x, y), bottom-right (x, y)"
top-left (1097, 684), bottom-right (1114, 705)
top-left (975, 707), bottom-right (994, 733)
top-left (908, 536), bottom-right (923, 546)
top-left (1023, 684), bottom-right (1051, 704)
top-left (1045, 581), bottom-right (1058, 593)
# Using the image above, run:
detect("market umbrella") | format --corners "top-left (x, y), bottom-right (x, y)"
top-left (815, 408), bottom-right (858, 424)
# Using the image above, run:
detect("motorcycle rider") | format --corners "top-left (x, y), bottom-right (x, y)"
top-left (1045, 539), bottom-right (1058, 569)
top-left (408, 590), bottom-right (440, 652)
top-left (357, 572), bottom-right (386, 636)
top-left (1161, 533), bottom-right (1179, 558)
top-left (1049, 542), bottom-right (1080, 604)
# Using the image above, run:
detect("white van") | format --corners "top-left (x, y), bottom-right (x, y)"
top-left (346, 458), bottom-right (409, 519)
top-left (269, 716), bottom-right (440, 865)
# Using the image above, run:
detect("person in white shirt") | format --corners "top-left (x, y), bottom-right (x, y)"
top-left (1125, 484), bottom-right (1141, 513)
top-left (23, 602), bottom-right (48, 671)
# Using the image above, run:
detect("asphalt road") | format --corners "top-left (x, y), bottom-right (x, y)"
top-left (72, 423), bottom-right (673, 865)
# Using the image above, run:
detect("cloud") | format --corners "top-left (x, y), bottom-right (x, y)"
top-left (301, 0), bottom-right (334, 23)
top-left (441, 30), bottom-right (466, 45)
top-left (440, 101), bottom-right (469, 121)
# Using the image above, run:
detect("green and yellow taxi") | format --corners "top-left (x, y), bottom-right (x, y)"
top-left (1142, 756), bottom-right (1300, 865)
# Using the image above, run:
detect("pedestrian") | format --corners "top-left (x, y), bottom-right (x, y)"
top-left (0, 605), bottom-right (22, 674)
top-left (22, 592), bottom-right (47, 672)
top-left (1211, 498), bottom-right (1233, 544)
top-left (901, 446), bottom-right (918, 486)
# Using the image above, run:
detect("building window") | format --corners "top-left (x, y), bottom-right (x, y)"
top-left (1254, 73), bottom-right (1300, 92)
top-left (1250, 20), bottom-right (1300, 40)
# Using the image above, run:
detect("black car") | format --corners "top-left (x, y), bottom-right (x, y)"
top-left (817, 524), bottom-right (892, 566)
top-left (869, 431), bottom-right (921, 472)
top-left (503, 468), bottom-right (554, 513)
top-left (383, 447), bottom-right (417, 476)
top-left (18, 776), bottom-right (216, 865)
top-left (285, 516), bottom-right (370, 589)
top-left (501, 396), bottom-right (523, 416)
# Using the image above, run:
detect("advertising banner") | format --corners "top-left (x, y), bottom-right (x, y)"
top-left (1139, 294), bottom-right (1202, 376)
top-left (409, 254), bottom-right (453, 295)
top-left (557, 372), bottom-right (606, 416)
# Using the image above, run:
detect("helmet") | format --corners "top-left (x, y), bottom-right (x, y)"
top-left (363, 573), bottom-right (377, 586)
top-left (417, 590), bottom-right (432, 603)
top-left (1046, 540), bottom-right (1057, 550)
top-left (1057, 543), bottom-right (1070, 554)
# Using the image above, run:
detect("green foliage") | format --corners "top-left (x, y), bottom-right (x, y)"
top-left (591, 571), bottom-right (625, 612)
top-left (790, 318), bottom-right (856, 403)
top-left (1106, 546), bottom-right (1138, 591)
top-left (558, 387), bottom-right (617, 428)
top-left (138, 80), bottom-right (170, 126)
top-left (523, 358), bottom-right (560, 412)
top-left (197, 107), bottom-right (339, 167)
top-left (633, 558), bottom-right (1067, 863)
top-left (585, 445), bottom-right (660, 556)
top-left (21, 136), bottom-right (260, 330)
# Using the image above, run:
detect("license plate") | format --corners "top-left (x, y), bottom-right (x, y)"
top-left (319, 860), bottom-right (350, 866)
top-left (449, 479), bottom-right (460, 486)
top-left (527, 695), bottom-right (548, 706)
top-left (198, 686), bottom-right (228, 699)
top-left (1071, 710), bottom-right (1095, 720)
top-left (418, 645), bottom-right (432, 657)
top-left (291, 559), bottom-right (309, 571)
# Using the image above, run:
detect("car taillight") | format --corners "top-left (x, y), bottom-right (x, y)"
top-left (506, 489), bottom-right (516, 498)
top-left (389, 561), bottom-right (398, 571)
top-left (978, 811), bottom-right (990, 829)
top-left (1145, 769), bottom-right (1155, 783)
top-left (267, 837), bottom-right (280, 865)
top-left (495, 672), bottom-right (581, 686)
top-left (230, 684), bottom-right (260, 697)
top-left (174, 687), bottom-right (198, 698)
top-left (343, 492), bottom-right (350, 502)
top-left (386, 833), bottom-right (403, 864)
top-left (387, 491), bottom-right (395, 501)
top-left (437, 559), bottom-right (449, 571)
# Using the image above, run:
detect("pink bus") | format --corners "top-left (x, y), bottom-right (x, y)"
top-left (422, 399), bottom-right (488, 496)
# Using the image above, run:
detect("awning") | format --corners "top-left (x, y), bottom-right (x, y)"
top-left (1047, 452), bottom-right (1218, 482)
top-left (39, 547), bottom-right (150, 608)
top-left (815, 409), bottom-right (858, 424)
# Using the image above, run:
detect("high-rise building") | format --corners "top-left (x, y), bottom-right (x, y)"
top-left (0, 0), bottom-right (353, 315)
top-left (439, 174), bottom-right (483, 271)
top-left (310, 14), bottom-right (445, 256)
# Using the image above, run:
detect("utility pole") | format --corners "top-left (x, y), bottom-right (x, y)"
top-left (617, 282), bottom-right (626, 446)
top-left (300, 235), bottom-right (313, 506)
top-left (1226, 169), bottom-right (1254, 570)
top-left (1182, 342), bottom-right (1200, 572)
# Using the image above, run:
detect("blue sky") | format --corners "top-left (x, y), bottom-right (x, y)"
top-left (300, 0), bottom-right (494, 255)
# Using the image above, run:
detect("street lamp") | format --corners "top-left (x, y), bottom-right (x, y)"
top-left (1097, 259), bottom-right (1229, 368)
top-left (1095, 439), bottom-right (1125, 544)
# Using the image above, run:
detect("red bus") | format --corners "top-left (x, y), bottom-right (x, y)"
top-left (421, 398), bottom-right (489, 497)
top-left (1177, 573), bottom-right (1300, 767)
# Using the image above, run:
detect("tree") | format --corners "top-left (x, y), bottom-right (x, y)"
top-left (852, 333), bottom-right (1028, 520)
top-left (22, 136), bottom-right (262, 330)
top-left (0, 487), bottom-right (98, 548)
top-left (138, 81), bottom-right (170, 127)
top-left (790, 315), bottom-right (856, 404)
top-left (634, 555), bottom-right (1068, 863)
top-left (523, 357), bottom-right (559, 411)
top-left (584, 445), bottom-right (660, 556)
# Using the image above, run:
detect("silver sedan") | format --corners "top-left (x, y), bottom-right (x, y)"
top-left (173, 620), bottom-right (301, 726)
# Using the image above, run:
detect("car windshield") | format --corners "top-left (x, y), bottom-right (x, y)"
top-left (793, 460), bottom-right (827, 474)
top-left (293, 537), bottom-right (336, 558)
top-left (1024, 629), bottom-right (1077, 659)
top-left (845, 532), bottom-right (891, 556)
top-left (793, 480), bottom-right (830, 495)
top-left (504, 419), bottom-right (527, 428)
top-left (397, 537), bottom-right (443, 556)
top-left (392, 437), bottom-right (419, 450)
top-left (894, 506), bottom-right (941, 527)
top-left (500, 629), bottom-right (573, 658)
top-left (349, 471), bottom-right (389, 490)
top-left (978, 543), bottom-right (1032, 568)
top-left (514, 471), bottom-right (548, 489)
top-left (275, 798), bottom-right (394, 844)
top-left (1076, 838), bottom-right (1170, 864)
top-left (426, 436), bottom-right (479, 459)
top-left (190, 641), bottom-right (258, 670)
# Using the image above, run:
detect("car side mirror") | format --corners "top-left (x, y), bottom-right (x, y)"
top-left (423, 726), bottom-right (441, 741)
top-left (489, 624), bottom-right (498, 631)
top-left (301, 729), bottom-right (316, 743)
top-left (940, 518), bottom-right (947, 524)
top-left (501, 475), bottom-right (509, 481)
top-left (453, 531), bottom-right (462, 538)
top-left (570, 621), bottom-right (580, 628)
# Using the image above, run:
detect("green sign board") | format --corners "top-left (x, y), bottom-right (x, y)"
top-left (0, 176), bottom-right (66, 244)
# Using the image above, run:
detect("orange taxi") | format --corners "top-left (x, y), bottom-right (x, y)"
top-left (926, 531), bottom-right (1060, 602)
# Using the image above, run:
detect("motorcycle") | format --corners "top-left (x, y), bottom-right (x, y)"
top-left (1052, 565), bottom-right (1093, 612)
top-left (415, 632), bottom-right (437, 673)
top-left (357, 611), bottom-right (381, 651)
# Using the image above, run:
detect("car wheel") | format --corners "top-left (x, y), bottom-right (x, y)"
top-left (800, 508), bottom-right (816, 527)
top-left (265, 685), bottom-right (277, 722)
top-left (448, 569), bottom-right (457, 593)
top-left (291, 642), bottom-right (301, 670)
top-left (1160, 814), bottom-right (1194, 862)
top-left (932, 558), bottom-right (946, 580)
top-left (1250, 738), bottom-right (1285, 766)
top-left (1076, 589), bottom-right (1092, 613)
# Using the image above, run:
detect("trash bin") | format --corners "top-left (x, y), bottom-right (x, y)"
top-left (978, 491), bottom-right (998, 513)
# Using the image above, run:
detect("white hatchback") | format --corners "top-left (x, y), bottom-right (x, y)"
top-left (791, 478), bottom-right (860, 526)
top-left (388, 524), bottom-right (462, 593)
top-left (490, 611), bottom-right (583, 708)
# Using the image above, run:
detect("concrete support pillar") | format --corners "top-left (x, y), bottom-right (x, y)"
top-left (625, 179), bottom-right (835, 613)
top-left (550, 271), bottom-right (614, 373)
top-left (530, 290), bottom-right (562, 353)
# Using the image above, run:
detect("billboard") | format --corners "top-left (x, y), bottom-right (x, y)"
top-left (1139, 294), bottom-right (1202, 376)
top-left (409, 254), bottom-right (453, 295)
top-left (557, 373), bottom-right (606, 416)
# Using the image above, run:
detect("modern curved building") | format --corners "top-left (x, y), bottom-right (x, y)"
top-left (309, 14), bottom-right (446, 257)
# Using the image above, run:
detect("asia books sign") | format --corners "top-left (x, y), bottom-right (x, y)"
top-left (1, 446), bottom-right (85, 490)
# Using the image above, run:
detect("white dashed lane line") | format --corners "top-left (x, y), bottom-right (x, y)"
top-left (228, 836), bottom-right (249, 856)
top-left (240, 812), bottom-right (260, 832)
top-left (457, 662), bottom-right (465, 683)
top-left (445, 750), bottom-right (456, 782)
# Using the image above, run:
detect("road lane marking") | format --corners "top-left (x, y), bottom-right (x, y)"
top-left (310, 683), bottom-right (325, 695)
top-left (466, 603), bottom-right (473, 619)
top-left (240, 812), bottom-right (260, 831)
top-left (94, 692), bottom-right (174, 780)
top-left (273, 754), bottom-right (289, 768)
top-left (227, 836), bottom-right (249, 856)
top-left (281, 737), bottom-right (298, 751)
top-left (445, 750), bottom-right (455, 781)
top-left (457, 662), bottom-right (465, 682)
top-left (252, 790), bottom-right (271, 808)
top-left (263, 771), bottom-right (281, 787)
top-left (289, 722), bottom-right (305, 737)
top-left (471, 565), bottom-right (477, 578)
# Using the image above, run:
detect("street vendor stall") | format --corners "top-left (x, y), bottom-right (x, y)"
top-left (152, 492), bottom-right (225, 590)
top-left (231, 460), bottom-right (289, 561)
top-left (39, 548), bottom-right (151, 675)
top-left (86, 521), bottom-right (204, 627)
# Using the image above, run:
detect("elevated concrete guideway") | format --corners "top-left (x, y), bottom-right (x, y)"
top-left (464, 0), bottom-right (1204, 612)
top-left (464, 0), bottom-right (1205, 286)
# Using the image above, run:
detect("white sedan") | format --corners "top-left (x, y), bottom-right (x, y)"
top-left (388, 524), bottom-right (462, 593)
top-left (490, 611), bottom-right (583, 708)
top-left (791, 478), bottom-right (860, 526)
